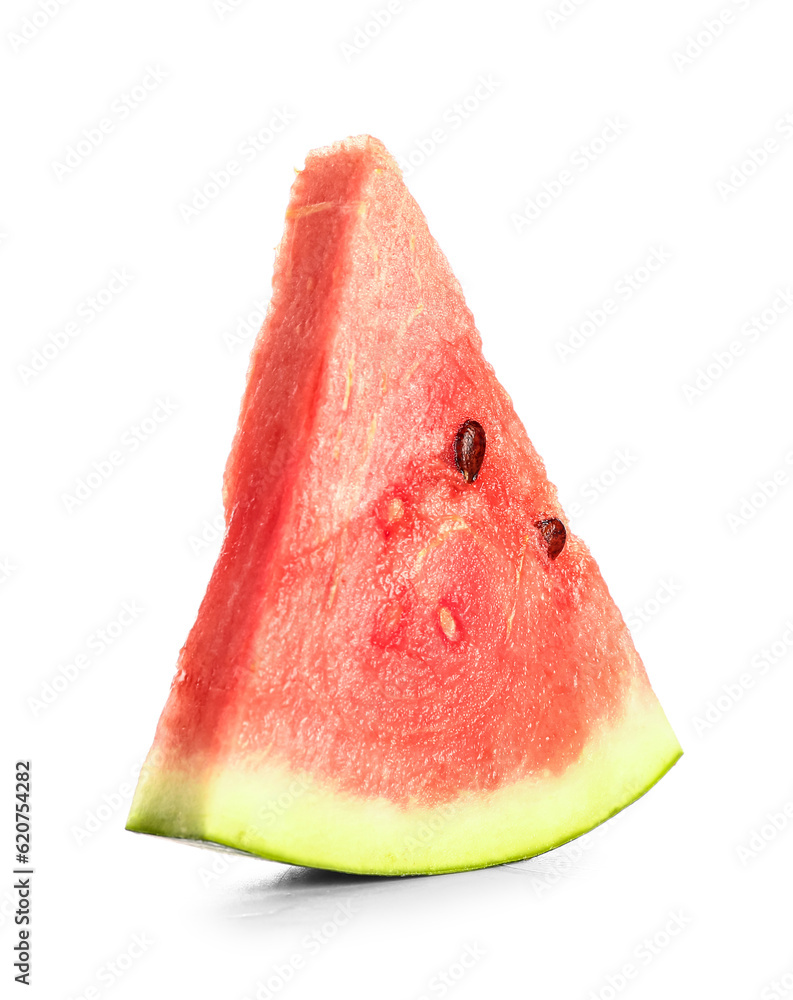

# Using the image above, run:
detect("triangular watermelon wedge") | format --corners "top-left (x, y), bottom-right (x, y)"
top-left (127, 135), bottom-right (682, 875)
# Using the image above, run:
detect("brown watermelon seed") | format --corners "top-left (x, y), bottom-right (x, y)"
top-left (536, 518), bottom-right (566, 560)
top-left (453, 419), bottom-right (486, 483)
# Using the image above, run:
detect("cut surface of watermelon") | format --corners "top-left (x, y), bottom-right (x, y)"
top-left (127, 135), bottom-right (681, 875)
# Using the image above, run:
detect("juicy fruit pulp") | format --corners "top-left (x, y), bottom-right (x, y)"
top-left (127, 135), bottom-right (682, 875)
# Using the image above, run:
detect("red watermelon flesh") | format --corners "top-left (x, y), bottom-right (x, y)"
top-left (127, 135), bottom-right (682, 874)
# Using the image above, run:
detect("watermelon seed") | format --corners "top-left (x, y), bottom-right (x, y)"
top-left (384, 601), bottom-right (403, 631)
top-left (454, 419), bottom-right (486, 483)
top-left (386, 497), bottom-right (404, 524)
top-left (536, 518), bottom-right (566, 560)
top-left (373, 600), bottom-right (403, 648)
top-left (438, 605), bottom-right (460, 641)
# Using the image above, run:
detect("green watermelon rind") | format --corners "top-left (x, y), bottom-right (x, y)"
top-left (125, 680), bottom-right (682, 876)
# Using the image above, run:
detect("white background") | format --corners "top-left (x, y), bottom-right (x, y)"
top-left (4, 0), bottom-right (793, 997)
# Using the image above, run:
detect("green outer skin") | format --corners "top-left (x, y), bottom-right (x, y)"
top-left (126, 681), bottom-right (682, 876)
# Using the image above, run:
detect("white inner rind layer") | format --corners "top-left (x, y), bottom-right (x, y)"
top-left (126, 681), bottom-right (682, 875)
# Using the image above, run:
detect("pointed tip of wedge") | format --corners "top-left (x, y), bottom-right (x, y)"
top-left (303, 134), bottom-right (401, 176)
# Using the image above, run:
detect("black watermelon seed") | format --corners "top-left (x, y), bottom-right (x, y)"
top-left (454, 420), bottom-right (486, 483)
top-left (536, 518), bottom-right (566, 560)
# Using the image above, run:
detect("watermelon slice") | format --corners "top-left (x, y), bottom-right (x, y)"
top-left (126, 135), bottom-right (682, 875)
